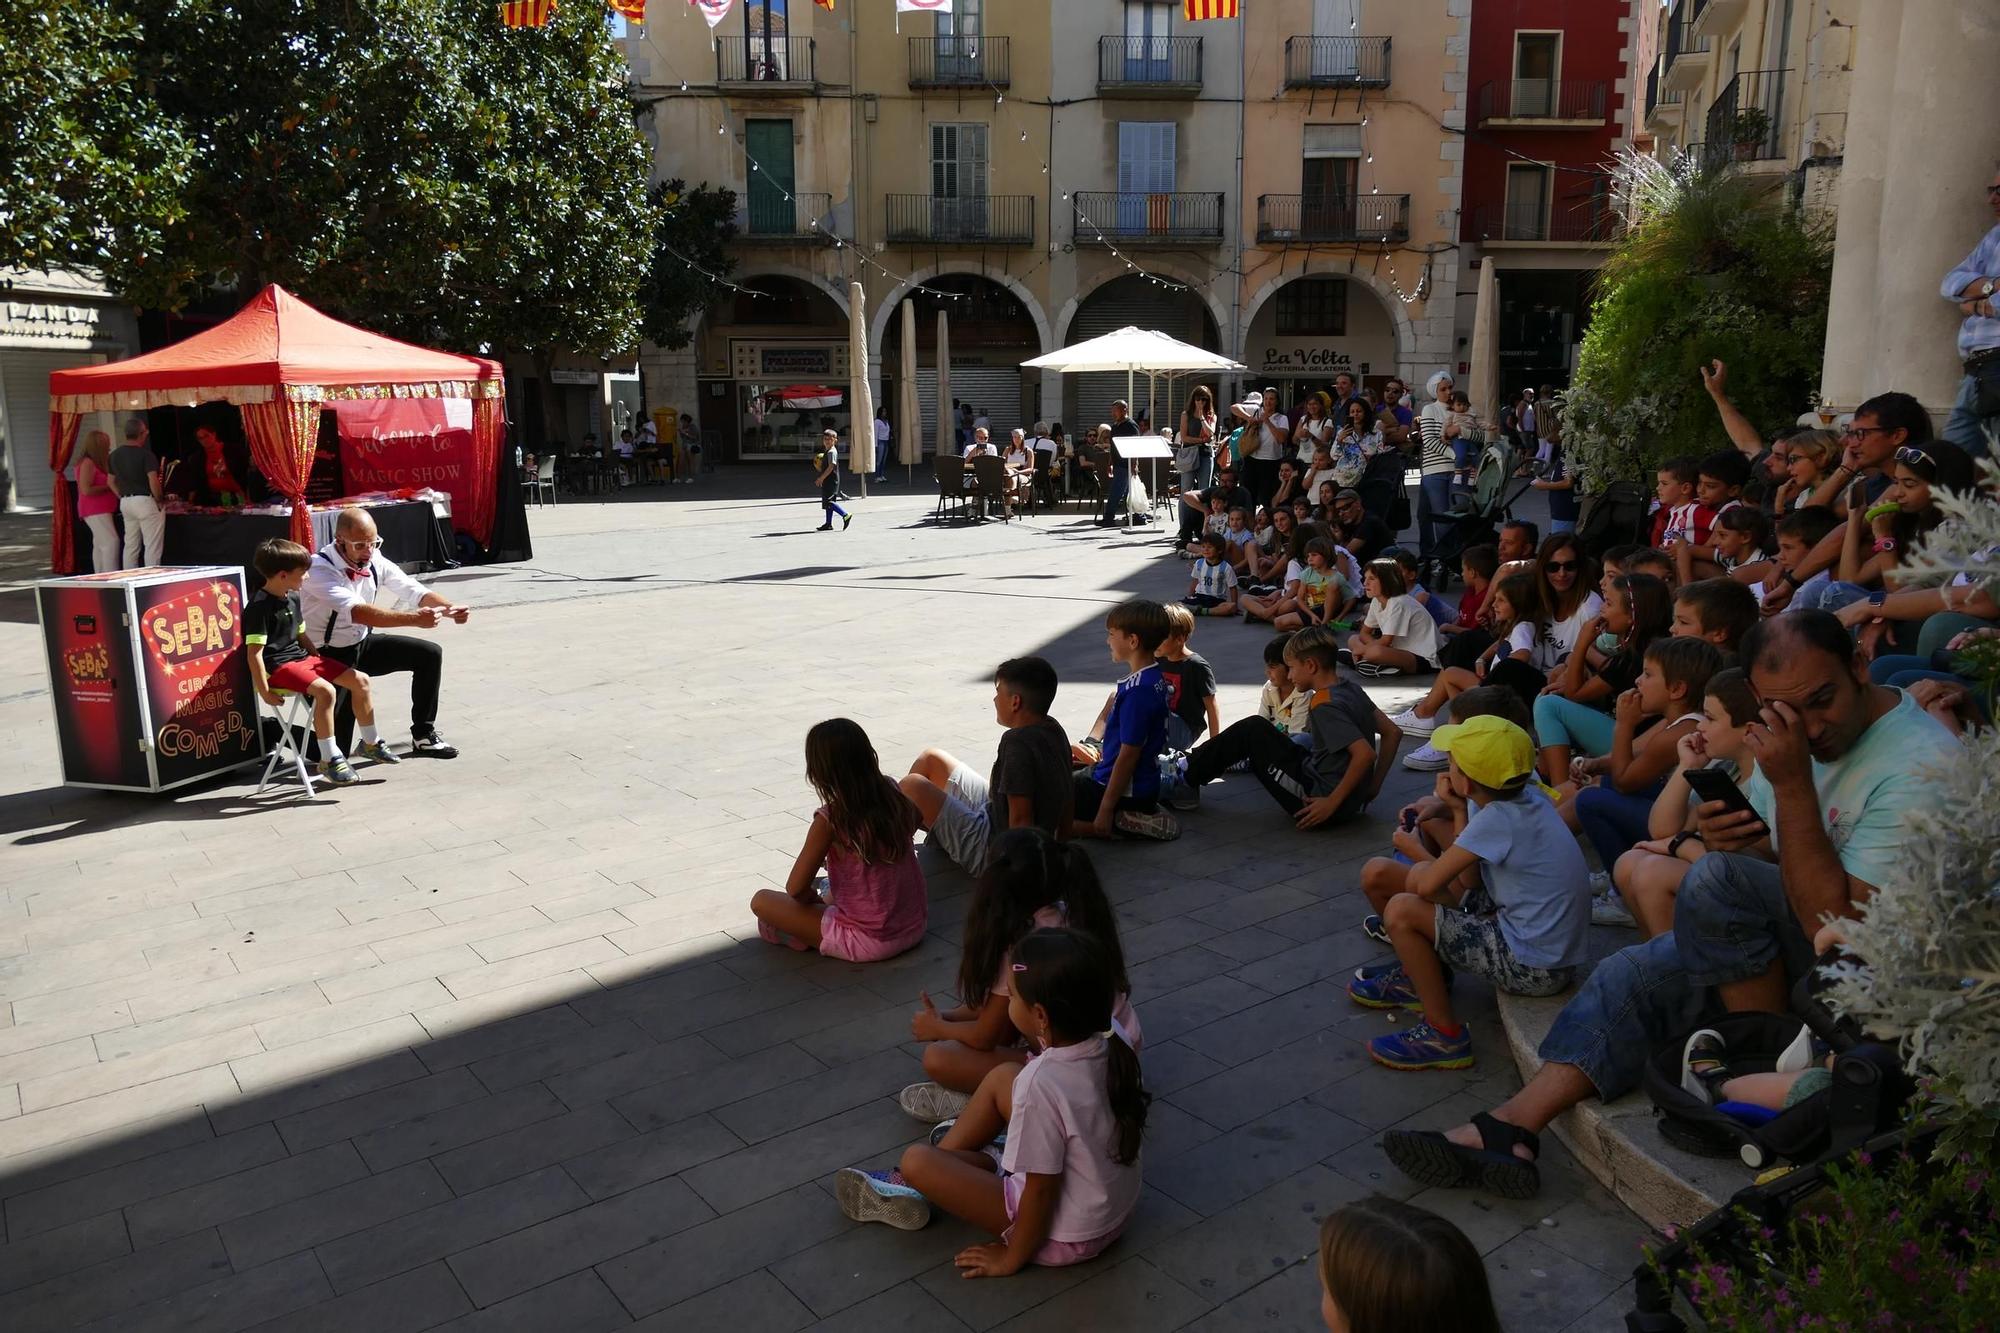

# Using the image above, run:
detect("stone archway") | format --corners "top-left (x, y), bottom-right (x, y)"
top-left (1238, 265), bottom-right (1422, 381)
top-left (865, 265), bottom-right (1053, 362)
top-left (1054, 261), bottom-right (1231, 353)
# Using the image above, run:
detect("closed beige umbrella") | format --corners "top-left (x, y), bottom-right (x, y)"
top-left (935, 307), bottom-right (952, 462)
top-left (847, 282), bottom-right (874, 498)
top-left (898, 299), bottom-right (922, 478)
top-left (1467, 258), bottom-right (1501, 428)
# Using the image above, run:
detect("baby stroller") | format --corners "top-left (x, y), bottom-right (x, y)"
top-left (1427, 440), bottom-right (1545, 588)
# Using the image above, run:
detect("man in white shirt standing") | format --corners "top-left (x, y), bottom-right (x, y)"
top-left (300, 507), bottom-right (470, 759)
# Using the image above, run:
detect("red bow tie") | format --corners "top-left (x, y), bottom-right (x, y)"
top-left (344, 565), bottom-right (370, 581)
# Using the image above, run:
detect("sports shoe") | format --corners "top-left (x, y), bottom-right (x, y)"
top-left (1361, 913), bottom-right (1391, 945)
top-left (1162, 758), bottom-right (1201, 812)
top-left (411, 731), bottom-right (458, 758)
top-left (1590, 888), bottom-right (1637, 928)
top-left (1368, 1020), bottom-right (1474, 1071)
top-left (355, 739), bottom-right (401, 765)
top-left (1113, 807), bottom-right (1181, 841)
top-left (1347, 962), bottom-right (1424, 1011)
top-left (897, 1081), bottom-right (970, 1124)
top-left (316, 757), bottom-right (359, 786)
top-left (834, 1167), bottom-right (932, 1231)
top-left (1402, 742), bottom-right (1450, 772)
top-left (1679, 1029), bottom-right (1730, 1105)
top-left (1389, 707), bottom-right (1437, 736)
top-left (842, 513), bottom-right (853, 530)
top-left (928, 1118), bottom-right (1008, 1155)
top-left (1588, 870), bottom-right (1611, 894)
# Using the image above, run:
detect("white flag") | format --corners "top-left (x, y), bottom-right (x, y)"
top-left (897, 0), bottom-right (952, 12)
top-left (694, 0), bottom-right (734, 28)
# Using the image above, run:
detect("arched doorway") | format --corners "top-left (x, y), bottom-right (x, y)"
top-left (885, 274), bottom-right (1042, 453)
top-left (696, 274), bottom-right (853, 462)
top-left (1061, 274), bottom-right (1222, 433)
top-left (1240, 272), bottom-right (1404, 408)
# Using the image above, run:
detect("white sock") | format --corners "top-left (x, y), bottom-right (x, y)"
top-left (359, 724), bottom-right (379, 745)
top-left (320, 737), bottom-right (345, 763)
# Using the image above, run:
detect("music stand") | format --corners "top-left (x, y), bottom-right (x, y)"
top-left (1113, 435), bottom-right (1175, 531)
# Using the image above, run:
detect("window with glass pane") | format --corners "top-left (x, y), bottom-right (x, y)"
top-left (931, 123), bottom-right (989, 238)
top-left (1513, 33), bottom-right (1558, 116)
top-left (938, 0), bottom-right (979, 78)
top-left (1276, 279), bottom-right (1348, 336)
top-left (1504, 163), bottom-right (1551, 240)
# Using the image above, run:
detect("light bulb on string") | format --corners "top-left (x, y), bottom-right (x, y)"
top-left (680, 81), bottom-right (688, 91)
top-left (1020, 130), bottom-right (1028, 141)
top-left (717, 124), bottom-right (726, 135)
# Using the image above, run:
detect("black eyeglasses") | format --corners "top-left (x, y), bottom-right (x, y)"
top-left (1843, 424), bottom-right (1889, 439)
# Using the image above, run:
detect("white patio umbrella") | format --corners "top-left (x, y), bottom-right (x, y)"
top-left (1467, 259), bottom-right (1501, 428)
top-left (1020, 326), bottom-right (1245, 427)
top-left (846, 281), bottom-right (874, 499)
top-left (898, 299), bottom-right (921, 482)
top-left (934, 308), bottom-right (952, 462)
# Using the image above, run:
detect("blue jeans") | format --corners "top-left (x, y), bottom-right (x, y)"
top-left (1942, 370), bottom-right (1996, 460)
top-left (1671, 852), bottom-right (1814, 992)
top-left (1802, 579), bottom-right (1874, 614)
top-left (1416, 471), bottom-right (1453, 561)
top-left (1575, 783), bottom-right (1664, 876)
top-left (1537, 931), bottom-right (1705, 1100)
top-left (874, 437), bottom-right (888, 476)
top-left (1533, 694), bottom-right (1616, 757)
top-left (1101, 467), bottom-right (1131, 522)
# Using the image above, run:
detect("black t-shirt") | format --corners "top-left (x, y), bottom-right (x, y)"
top-left (1110, 419), bottom-right (1140, 438)
top-left (1208, 482), bottom-right (1253, 514)
top-left (987, 716), bottom-right (1073, 836)
top-left (244, 588), bottom-right (307, 669)
top-left (1157, 651), bottom-right (1217, 730)
top-left (1342, 514), bottom-right (1395, 563)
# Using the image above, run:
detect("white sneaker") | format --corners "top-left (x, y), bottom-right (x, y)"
top-left (1588, 870), bottom-right (1611, 894)
top-left (1590, 889), bottom-right (1637, 928)
top-left (897, 1081), bottom-right (970, 1124)
top-left (1390, 707), bottom-right (1437, 736)
top-left (1402, 742), bottom-right (1449, 772)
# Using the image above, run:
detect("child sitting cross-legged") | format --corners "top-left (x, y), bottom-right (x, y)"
top-left (1530, 572), bottom-right (1675, 780)
top-left (1269, 536), bottom-right (1354, 632)
top-left (898, 828), bottom-right (1140, 1122)
top-left (751, 718), bottom-right (928, 962)
top-left (843, 927), bottom-right (1148, 1277)
top-left (1594, 666), bottom-right (1763, 933)
top-left (1396, 571), bottom-right (1547, 770)
top-left (1347, 715), bottom-right (1590, 1071)
top-left (1387, 547), bottom-right (1454, 631)
top-left (1182, 533), bottom-right (1241, 618)
top-left (1164, 626), bottom-right (1398, 830)
top-left (1347, 559), bottom-right (1441, 678)
top-left (1066, 599), bottom-right (1178, 841)
top-left (1222, 507), bottom-right (1261, 580)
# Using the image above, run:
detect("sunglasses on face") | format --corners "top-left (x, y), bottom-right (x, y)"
top-left (1545, 559), bottom-right (1581, 573)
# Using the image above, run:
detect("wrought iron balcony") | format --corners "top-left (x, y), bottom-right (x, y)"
top-left (1473, 204), bottom-right (1623, 245)
top-left (1645, 66), bottom-right (1685, 127)
top-left (908, 36), bottom-right (1009, 89)
top-left (1256, 194), bottom-right (1409, 245)
top-left (1662, 14), bottom-right (1712, 94)
top-left (1072, 192), bottom-right (1224, 246)
top-left (1476, 78), bottom-right (1608, 126)
top-left (884, 194), bottom-right (1035, 246)
top-left (741, 193), bottom-right (836, 245)
top-left (1706, 70), bottom-right (1790, 163)
top-left (1282, 36), bottom-right (1391, 90)
top-left (715, 36), bottom-right (815, 88)
top-left (1097, 34), bottom-right (1204, 94)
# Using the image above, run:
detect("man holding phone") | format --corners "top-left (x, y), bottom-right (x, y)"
top-left (301, 506), bottom-right (471, 759)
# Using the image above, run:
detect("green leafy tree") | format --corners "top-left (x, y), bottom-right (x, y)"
top-left (639, 178), bottom-right (739, 352)
top-left (0, 0), bottom-right (192, 271)
top-left (1564, 151), bottom-right (1833, 487)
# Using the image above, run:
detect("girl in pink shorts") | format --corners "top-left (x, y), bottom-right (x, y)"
top-left (836, 926), bottom-right (1147, 1275)
top-left (750, 718), bottom-right (927, 963)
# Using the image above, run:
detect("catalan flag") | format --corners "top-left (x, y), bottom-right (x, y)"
top-left (609, 0), bottom-right (645, 18)
top-left (1184, 0), bottom-right (1238, 19)
top-left (500, 0), bottom-right (554, 26)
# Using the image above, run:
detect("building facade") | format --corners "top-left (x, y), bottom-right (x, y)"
top-left (627, 0), bottom-right (1468, 463)
top-left (0, 270), bottom-right (143, 511)
top-left (1455, 0), bottom-right (1637, 399)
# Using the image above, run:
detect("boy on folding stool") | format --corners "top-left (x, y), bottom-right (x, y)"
top-left (245, 539), bottom-right (398, 787)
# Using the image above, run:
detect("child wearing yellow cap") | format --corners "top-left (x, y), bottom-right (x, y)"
top-left (1347, 714), bottom-right (1590, 1071)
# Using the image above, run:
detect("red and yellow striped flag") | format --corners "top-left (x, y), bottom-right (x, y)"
top-left (1184, 0), bottom-right (1238, 19)
top-left (815, 0), bottom-right (834, 9)
top-left (500, 0), bottom-right (555, 26)
top-left (609, 0), bottom-right (645, 18)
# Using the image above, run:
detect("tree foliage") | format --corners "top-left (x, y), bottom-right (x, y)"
top-left (1564, 151), bottom-right (1834, 487)
top-left (639, 178), bottom-right (738, 352)
top-left (0, 0), bottom-right (193, 271)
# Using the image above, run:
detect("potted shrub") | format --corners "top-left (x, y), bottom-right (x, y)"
top-left (1730, 107), bottom-right (1771, 161)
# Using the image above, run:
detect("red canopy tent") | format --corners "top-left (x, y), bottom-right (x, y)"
top-left (46, 285), bottom-right (505, 573)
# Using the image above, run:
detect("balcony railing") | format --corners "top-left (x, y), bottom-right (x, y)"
top-left (1256, 193), bottom-right (1409, 245)
top-left (1645, 66), bottom-right (1685, 123)
top-left (885, 194), bottom-right (1035, 246)
top-left (1282, 36), bottom-right (1391, 89)
top-left (1706, 69), bottom-right (1789, 163)
top-left (1097, 35), bottom-right (1203, 92)
top-left (908, 35), bottom-right (1010, 89)
top-left (1072, 192), bottom-right (1225, 246)
top-left (1473, 204), bottom-right (1623, 244)
top-left (741, 192), bottom-right (835, 244)
top-left (1476, 78), bottom-right (1608, 125)
top-left (1662, 13), bottom-right (1713, 93)
top-left (716, 36), bottom-right (815, 86)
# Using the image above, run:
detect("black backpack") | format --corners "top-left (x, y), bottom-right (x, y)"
top-left (1575, 479), bottom-right (1650, 559)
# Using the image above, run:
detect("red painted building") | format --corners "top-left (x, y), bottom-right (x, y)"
top-left (1456, 0), bottom-right (1641, 396)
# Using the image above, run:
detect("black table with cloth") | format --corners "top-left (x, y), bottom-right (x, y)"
top-left (161, 500), bottom-right (448, 575)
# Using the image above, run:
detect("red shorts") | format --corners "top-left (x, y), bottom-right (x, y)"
top-left (267, 656), bottom-right (350, 692)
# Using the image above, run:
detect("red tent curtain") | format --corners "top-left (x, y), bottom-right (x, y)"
top-left (241, 398), bottom-right (322, 547)
top-left (468, 396), bottom-right (503, 546)
top-left (47, 412), bottom-right (83, 574)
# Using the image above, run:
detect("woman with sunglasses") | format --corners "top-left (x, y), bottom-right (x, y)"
top-left (1530, 534), bottom-right (1602, 675)
top-left (1821, 441), bottom-right (1977, 654)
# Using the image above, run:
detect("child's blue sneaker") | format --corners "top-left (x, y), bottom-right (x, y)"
top-left (1347, 962), bottom-right (1424, 1010)
top-left (834, 1167), bottom-right (932, 1231)
top-left (1368, 1020), bottom-right (1474, 1071)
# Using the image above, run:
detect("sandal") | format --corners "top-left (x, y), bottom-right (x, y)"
top-left (1381, 1111), bottom-right (1541, 1199)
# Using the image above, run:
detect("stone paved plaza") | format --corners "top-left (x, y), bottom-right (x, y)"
top-left (0, 476), bottom-right (1649, 1330)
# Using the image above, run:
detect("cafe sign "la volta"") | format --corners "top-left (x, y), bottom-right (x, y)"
top-left (1259, 346), bottom-right (1362, 374)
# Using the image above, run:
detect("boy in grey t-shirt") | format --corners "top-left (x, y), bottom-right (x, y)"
top-left (110, 417), bottom-right (165, 567)
top-left (1348, 714), bottom-right (1589, 1072)
top-left (898, 657), bottom-right (1073, 873)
